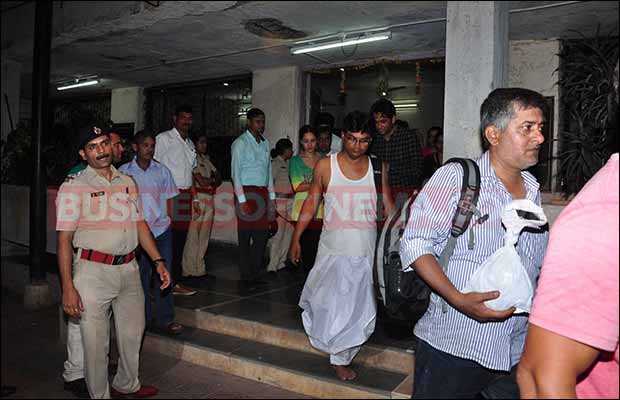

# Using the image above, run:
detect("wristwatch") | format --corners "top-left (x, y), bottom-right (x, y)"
top-left (153, 258), bottom-right (166, 265)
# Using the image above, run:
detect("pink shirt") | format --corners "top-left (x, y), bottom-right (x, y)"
top-left (529, 154), bottom-right (619, 399)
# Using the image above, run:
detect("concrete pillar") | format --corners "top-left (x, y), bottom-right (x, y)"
top-left (111, 86), bottom-right (144, 133)
top-left (443, 1), bottom-right (509, 160)
top-left (1, 59), bottom-right (21, 141)
top-left (251, 66), bottom-right (304, 152)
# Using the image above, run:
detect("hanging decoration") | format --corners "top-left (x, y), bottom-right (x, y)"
top-left (415, 62), bottom-right (422, 95)
top-left (338, 68), bottom-right (347, 105)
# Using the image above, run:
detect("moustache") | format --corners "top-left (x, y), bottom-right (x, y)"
top-left (96, 154), bottom-right (111, 160)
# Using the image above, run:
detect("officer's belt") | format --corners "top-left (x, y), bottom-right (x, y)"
top-left (80, 249), bottom-right (136, 265)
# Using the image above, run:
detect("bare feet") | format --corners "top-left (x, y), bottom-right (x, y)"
top-left (332, 365), bottom-right (357, 381)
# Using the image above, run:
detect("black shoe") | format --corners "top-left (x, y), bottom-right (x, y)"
top-left (64, 378), bottom-right (89, 398)
top-left (1, 386), bottom-right (17, 397)
top-left (240, 280), bottom-right (257, 291)
top-left (252, 278), bottom-right (270, 286)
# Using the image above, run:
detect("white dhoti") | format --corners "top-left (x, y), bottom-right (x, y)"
top-left (299, 254), bottom-right (377, 365)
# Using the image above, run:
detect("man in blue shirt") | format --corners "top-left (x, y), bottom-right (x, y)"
top-left (231, 108), bottom-right (275, 289)
top-left (119, 130), bottom-right (183, 335)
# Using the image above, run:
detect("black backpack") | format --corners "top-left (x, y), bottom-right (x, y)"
top-left (373, 157), bottom-right (482, 316)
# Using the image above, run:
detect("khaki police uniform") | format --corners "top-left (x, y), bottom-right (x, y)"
top-left (267, 156), bottom-right (294, 272)
top-left (182, 153), bottom-right (217, 277)
top-left (56, 165), bottom-right (145, 399)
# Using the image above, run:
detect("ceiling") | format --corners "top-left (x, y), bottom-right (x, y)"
top-left (1, 1), bottom-right (618, 98)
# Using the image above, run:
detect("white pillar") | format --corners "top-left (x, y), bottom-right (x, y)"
top-left (1, 59), bottom-right (22, 140)
top-left (251, 66), bottom-right (304, 152)
top-left (110, 86), bottom-right (144, 133)
top-left (443, 1), bottom-right (509, 160)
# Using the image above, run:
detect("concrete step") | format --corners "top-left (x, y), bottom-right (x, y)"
top-left (145, 326), bottom-right (411, 399)
top-left (173, 305), bottom-right (414, 376)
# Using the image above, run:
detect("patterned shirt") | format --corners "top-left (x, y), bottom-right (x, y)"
top-left (370, 127), bottom-right (424, 193)
top-left (399, 151), bottom-right (548, 371)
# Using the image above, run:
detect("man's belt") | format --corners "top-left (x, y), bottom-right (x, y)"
top-left (275, 193), bottom-right (294, 199)
top-left (80, 249), bottom-right (136, 265)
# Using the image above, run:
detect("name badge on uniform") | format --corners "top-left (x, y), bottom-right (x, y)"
top-left (90, 191), bottom-right (105, 197)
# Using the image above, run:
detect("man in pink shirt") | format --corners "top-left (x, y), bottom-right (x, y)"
top-left (517, 153), bottom-right (619, 399)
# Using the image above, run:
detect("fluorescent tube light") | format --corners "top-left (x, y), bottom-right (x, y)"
top-left (394, 103), bottom-right (419, 109)
top-left (57, 79), bottom-right (99, 91)
top-left (291, 32), bottom-right (391, 55)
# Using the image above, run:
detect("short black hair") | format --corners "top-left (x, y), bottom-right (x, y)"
top-left (247, 108), bottom-right (265, 120)
top-left (314, 112), bottom-right (335, 130)
top-left (370, 98), bottom-right (396, 119)
top-left (271, 138), bottom-right (293, 159)
top-left (479, 88), bottom-right (548, 149)
top-left (174, 104), bottom-right (193, 116)
top-left (191, 131), bottom-right (208, 143)
top-left (343, 111), bottom-right (371, 135)
top-left (133, 130), bottom-right (155, 144)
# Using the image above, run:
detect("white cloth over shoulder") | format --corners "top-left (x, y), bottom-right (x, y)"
top-left (299, 254), bottom-right (377, 362)
top-left (464, 199), bottom-right (548, 313)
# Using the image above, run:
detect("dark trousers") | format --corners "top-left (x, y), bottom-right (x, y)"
top-left (171, 189), bottom-right (192, 284)
top-left (236, 186), bottom-right (272, 281)
top-left (412, 339), bottom-right (519, 399)
top-left (299, 219), bottom-right (322, 271)
top-left (138, 228), bottom-right (174, 328)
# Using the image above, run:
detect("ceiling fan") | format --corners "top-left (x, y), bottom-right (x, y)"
top-left (376, 63), bottom-right (406, 97)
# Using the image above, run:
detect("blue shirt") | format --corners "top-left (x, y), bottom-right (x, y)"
top-left (399, 151), bottom-right (548, 371)
top-left (231, 130), bottom-right (275, 203)
top-left (119, 158), bottom-right (179, 238)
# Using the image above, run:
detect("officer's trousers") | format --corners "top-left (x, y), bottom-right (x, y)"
top-left (182, 192), bottom-right (214, 277)
top-left (74, 258), bottom-right (145, 399)
top-left (266, 198), bottom-right (294, 272)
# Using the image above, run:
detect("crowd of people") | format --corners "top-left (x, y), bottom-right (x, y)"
top-left (55, 88), bottom-right (618, 399)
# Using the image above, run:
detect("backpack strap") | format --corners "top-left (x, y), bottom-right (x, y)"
top-left (369, 154), bottom-right (384, 222)
top-left (437, 158), bottom-right (481, 313)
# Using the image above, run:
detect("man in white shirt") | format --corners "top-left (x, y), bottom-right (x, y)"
top-left (154, 104), bottom-right (198, 296)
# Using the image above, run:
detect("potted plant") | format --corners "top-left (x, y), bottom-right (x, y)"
top-left (556, 27), bottom-right (619, 201)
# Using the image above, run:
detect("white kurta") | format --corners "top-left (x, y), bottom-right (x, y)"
top-left (299, 153), bottom-right (377, 365)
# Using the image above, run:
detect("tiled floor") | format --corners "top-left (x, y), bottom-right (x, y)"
top-left (1, 240), bottom-right (421, 398)
top-left (0, 289), bottom-right (310, 399)
top-left (179, 242), bottom-right (421, 352)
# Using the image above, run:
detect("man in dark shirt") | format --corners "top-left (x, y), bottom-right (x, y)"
top-left (369, 98), bottom-right (424, 206)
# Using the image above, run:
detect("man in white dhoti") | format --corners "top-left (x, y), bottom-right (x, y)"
top-left (289, 111), bottom-right (393, 381)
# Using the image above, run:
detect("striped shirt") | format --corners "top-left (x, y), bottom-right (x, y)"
top-left (399, 151), bottom-right (548, 371)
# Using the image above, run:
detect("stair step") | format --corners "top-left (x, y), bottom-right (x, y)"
top-left (174, 306), bottom-right (414, 375)
top-left (145, 326), bottom-right (411, 399)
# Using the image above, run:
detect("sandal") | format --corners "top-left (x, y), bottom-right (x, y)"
top-left (161, 322), bottom-right (184, 335)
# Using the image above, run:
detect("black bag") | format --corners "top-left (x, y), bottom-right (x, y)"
top-left (373, 157), bottom-right (482, 314)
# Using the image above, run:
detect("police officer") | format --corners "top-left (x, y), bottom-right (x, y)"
top-left (56, 126), bottom-right (170, 399)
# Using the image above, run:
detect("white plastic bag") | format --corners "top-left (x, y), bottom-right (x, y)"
top-left (464, 199), bottom-right (547, 313)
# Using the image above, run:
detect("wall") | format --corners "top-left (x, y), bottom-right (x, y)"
top-left (111, 86), bottom-right (144, 131)
top-left (1, 59), bottom-right (21, 140)
top-left (509, 39), bottom-right (561, 192)
top-left (252, 66), bottom-right (304, 152)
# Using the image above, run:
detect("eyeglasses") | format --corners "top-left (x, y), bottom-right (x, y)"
top-left (344, 135), bottom-right (372, 145)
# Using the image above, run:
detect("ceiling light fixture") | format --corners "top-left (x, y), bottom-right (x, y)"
top-left (291, 31), bottom-right (391, 55)
top-left (223, 82), bottom-right (229, 86)
top-left (394, 103), bottom-right (419, 109)
top-left (57, 79), bottom-right (99, 91)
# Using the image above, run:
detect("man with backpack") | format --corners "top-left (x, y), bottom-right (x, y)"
top-left (399, 88), bottom-right (549, 398)
top-left (289, 111), bottom-right (393, 381)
